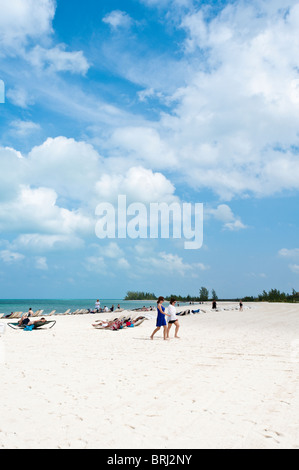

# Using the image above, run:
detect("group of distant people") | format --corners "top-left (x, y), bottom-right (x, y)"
top-left (212, 300), bottom-right (243, 311)
top-left (88, 300), bottom-right (121, 314)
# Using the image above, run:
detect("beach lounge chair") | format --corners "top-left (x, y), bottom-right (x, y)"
top-left (60, 309), bottom-right (71, 315)
top-left (133, 318), bottom-right (146, 327)
top-left (118, 315), bottom-right (127, 321)
top-left (48, 310), bottom-right (56, 316)
top-left (71, 309), bottom-right (80, 315)
top-left (7, 320), bottom-right (56, 330)
top-left (31, 309), bottom-right (42, 317)
top-left (8, 311), bottom-right (23, 319)
top-left (0, 314), bottom-right (4, 319)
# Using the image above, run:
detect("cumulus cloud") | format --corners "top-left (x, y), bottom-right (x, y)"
top-left (0, 185), bottom-right (93, 236)
top-left (172, 1), bottom-right (299, 197)
top-left (0, 0), bottom-right (89, 76)
top-left (0, 0), bottom-right (55, 50)
top-left (103, 10), bottom-right (133, 29)
top-left (207, 204), bottom-right (247, 231)
top-left (111, 127), bottom-right (177, 169)
top-left (0, 138), bottom-right (180, 257)
top-left (95, 166), bottom-right (177, 204)
top-left (106, 1), bottom-right (299, 199)
top-left (27, 137), bottom-right (103, 203)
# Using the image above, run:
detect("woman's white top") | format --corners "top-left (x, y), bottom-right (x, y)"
top-left (167, 304), bottom-right (177, 321)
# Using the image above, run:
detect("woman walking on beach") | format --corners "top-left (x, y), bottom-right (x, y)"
top-left (167, 298), bottom-right (180, 339)
top-left (150, 296), bottom-right (170, 340)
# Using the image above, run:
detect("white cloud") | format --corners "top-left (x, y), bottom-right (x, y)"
top-left (0, 249), bottom-right (25, 264)
top-left (117, 257), bottom-right (130, 269)
top-left (84, 256), bottom-right (108, 274)
top-left (223, 219), bottom-right (247, 232)
top-left (27, 44), bottom-right (90, 75)
top-left (90, 243), bottom-right (130, 270)
top-left (279, 248), bottom-right (299, 257)
top-left (139, 0), bottom-right (192, 9)
top-left (0, 0), bottom-right (89, 77)
top-left (111, 127), bottom-right (177, 168)
top-left (0, 185), bottom-right (93, 236)
top-left (10, 120), bottom-right (41, 136)
top-left (207, 204), bottom-right (247, 231)
top-left (95, 166), bottom-right (177, 204)
top-left (106, 1), bottom-right (299, 199)
top-left (6, 87), bottom-right (35, 108)
top-left (171, 1), bottom-right (299, 197)
top-left (35, 256), bottom-right (48, 270)
top-left (137, 251), bottom-right (208, 276)
top-left (103, 10), bottom-right (133, 29)
top-left (0, 139), bottom-right (181, 257)
top-left (0, 0), bottom-right (55, 50)
top-left (137, 88), bottom-right (161, 102)
top-left (207, 204), bottom-right (235, 223)
top-left (0, 146), bottom-right (25, 202)
top-left (27, 137), bottom-right (103, 203)
top-left (289, 264), bottom-right (299, 274)
top-left (97, 242), bottom-right (124, 259)
top-left (12, 234), bottom-right (84, 252)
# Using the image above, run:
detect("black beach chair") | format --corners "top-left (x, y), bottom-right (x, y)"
top-left (7, 320), bottom-right (56, 330)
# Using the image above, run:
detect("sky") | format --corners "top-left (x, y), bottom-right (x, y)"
top-left (0, 0), bottom-right (299, 299)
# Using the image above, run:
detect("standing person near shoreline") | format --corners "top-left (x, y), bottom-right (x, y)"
top-left (150, 296), bottom-right (170, 341)
top-left (167, 298), bottom-right (180, 339)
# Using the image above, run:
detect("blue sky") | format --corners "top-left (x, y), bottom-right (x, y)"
top-left (0, 0), bottom-right (299, 299)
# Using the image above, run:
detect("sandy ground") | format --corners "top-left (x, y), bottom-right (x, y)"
top-left (1, 302), bottom-right (299, 449)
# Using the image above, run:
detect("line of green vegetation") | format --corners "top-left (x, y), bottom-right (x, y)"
top-left (242, 288), bottom-right (299, 303)
top-left (124, 291), bottom-right (157, 300)
top-left (124, 288), bottom-right (299, 303)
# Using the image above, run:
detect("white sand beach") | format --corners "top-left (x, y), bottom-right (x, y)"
top-left (1, 302), bottom-right (299, 449)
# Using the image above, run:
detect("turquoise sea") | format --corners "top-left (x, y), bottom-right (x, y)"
top-left (0, 299), bottom-right (164, 316)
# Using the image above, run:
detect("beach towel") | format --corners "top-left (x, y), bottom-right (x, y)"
top-left (24, 325), bottom-right (34, 331)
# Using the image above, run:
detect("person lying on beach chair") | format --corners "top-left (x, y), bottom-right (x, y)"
top-left (8, 318), bottom-right (56, 330)
top-left (92, 319), bottom-right (122, 330)
top-left (124, 316), bottom-right (145, 327)
top-left (176, 309), bottom-right (190, 316)
top-left (93, 316), bottom-right (146, 330)
top-left (27, 317), bottom-right (47, 327)
top-left (18, 310), bottom-right (33, 326)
